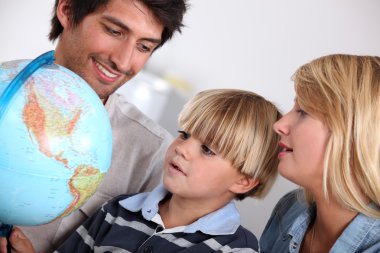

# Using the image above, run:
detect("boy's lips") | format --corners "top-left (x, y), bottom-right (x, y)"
top-left (169, 161), bottom-right (187, 176)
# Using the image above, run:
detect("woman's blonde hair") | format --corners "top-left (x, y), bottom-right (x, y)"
top-left (178, 89), bottom-right (281, 200)
top-left (294, 54), bottom-right (380, 217)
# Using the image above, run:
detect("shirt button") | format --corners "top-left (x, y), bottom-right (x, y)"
top-left (144, 246), bottom-right (153, 253)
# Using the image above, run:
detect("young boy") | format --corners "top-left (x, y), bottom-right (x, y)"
top-left (2, 89), bottom-right (281, 253)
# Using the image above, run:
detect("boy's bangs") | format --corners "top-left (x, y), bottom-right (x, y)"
top-left (180, 102), bottom-right (245, 163)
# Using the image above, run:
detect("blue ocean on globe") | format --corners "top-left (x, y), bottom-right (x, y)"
top-left (0, 51), bottom-right (112, 226)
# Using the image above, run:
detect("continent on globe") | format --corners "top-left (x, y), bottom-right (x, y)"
top-left (0, 51), bottom-right (112, 226)
top-left (59, 165), bottom-right (106, 219)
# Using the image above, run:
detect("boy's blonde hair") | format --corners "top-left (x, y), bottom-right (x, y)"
top-left (178, 89), bottom-right (281, 200)
top-left (293, 54), bottom-right (380, 218)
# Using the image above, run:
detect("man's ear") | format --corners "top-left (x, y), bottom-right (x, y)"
top-left (56, 0), bottom-right (72, 29)
top-left (230, 175), bottom-right (259, 195)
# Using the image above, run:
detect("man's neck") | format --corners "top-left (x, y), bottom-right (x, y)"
top-left (101, 98), bottom-right (107, 105)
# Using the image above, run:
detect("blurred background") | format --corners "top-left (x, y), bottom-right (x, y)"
top-left (1, 0), bottom-right (380, 238)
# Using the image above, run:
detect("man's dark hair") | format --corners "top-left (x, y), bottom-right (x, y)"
top-left (49, 0), bottom-right (188, 48)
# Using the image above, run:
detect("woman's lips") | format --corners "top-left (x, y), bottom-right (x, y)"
top-left (278, 142), bottom-right (293, 158)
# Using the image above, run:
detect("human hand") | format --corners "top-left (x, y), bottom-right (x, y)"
top-left (0, 227), bottom-right (35, 253)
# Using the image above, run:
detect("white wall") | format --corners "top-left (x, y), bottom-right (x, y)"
top-left (0, 1), bottom-right (54, 61)
top-left (1, 0), bottom-right (380, 238)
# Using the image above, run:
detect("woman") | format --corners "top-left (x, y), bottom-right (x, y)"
top-left (260, 54), bottom-right (380, 253)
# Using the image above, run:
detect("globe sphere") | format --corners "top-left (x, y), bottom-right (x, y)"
top-left (0, 51), bottom-right (112, 226)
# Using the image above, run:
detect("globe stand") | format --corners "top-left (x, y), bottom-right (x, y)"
top-left (0, 223), bottom-right (13, 237)
top-left (0, 51), bottom-right (55, 251)
top-left (0, 223), bottom-right (13, 252)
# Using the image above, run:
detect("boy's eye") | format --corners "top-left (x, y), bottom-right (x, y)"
top-left (201, 145), bottom-right (216, 156)
top-left (177, 130), bottom-right (189, 140)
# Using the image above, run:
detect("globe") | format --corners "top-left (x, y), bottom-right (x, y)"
top-left (0, 51), bottom-right (112, 226)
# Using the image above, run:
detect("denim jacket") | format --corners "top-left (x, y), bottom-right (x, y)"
top-left (259, 189), bottom-right (380, 253)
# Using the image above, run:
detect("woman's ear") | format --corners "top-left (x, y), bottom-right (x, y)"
top-left (230, 175), bottom-right (259, 195)
top-left (56, 0), bottom-right (72, 29)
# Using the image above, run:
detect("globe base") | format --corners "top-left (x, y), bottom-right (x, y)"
top-left (0, 222), bottom-right (13, 237)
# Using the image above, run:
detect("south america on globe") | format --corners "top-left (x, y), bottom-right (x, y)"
top-left (0, 51), bottom-right (112, 226)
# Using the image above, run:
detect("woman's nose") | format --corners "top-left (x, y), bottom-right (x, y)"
top-left (273, 114), bottom-right (290, 136)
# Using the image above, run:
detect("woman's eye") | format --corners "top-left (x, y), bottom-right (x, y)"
top-left (296, 109), bottom-right (307, 116)
top-left (177, 130), bottom-right (189, 140)
top-left (201, 145), bottom-right (215, 156)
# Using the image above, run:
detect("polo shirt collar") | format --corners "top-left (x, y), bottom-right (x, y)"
top-left (119, 184), bottom-right (241, 235)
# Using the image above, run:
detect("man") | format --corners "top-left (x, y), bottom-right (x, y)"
top-left (16, 0), bottom-right (187, 252)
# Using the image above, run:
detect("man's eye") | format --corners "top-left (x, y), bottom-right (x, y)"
top-left (106, 27), bottom-right (122, 37)
top-left (201, 145), bottom-right (215, 156)
top-left (137, 43), bottom-right (153, 53)
top-left (178, 130), bottom-right (189, 140)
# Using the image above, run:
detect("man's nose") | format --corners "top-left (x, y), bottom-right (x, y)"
top-left (110, 42), bottom-right (134, 74)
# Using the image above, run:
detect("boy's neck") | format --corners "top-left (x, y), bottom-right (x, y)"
top-left (158, 194), bottom-right (233, 229)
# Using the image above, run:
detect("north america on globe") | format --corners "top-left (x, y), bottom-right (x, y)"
top-left (0, 53), bottom-right (112, 226)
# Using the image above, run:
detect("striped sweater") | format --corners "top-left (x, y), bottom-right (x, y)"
top-left (55, 192), bottom-right (258, 253)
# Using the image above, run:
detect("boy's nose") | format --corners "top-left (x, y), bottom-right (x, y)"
top-left (175, 139), bottom-right (195, 160)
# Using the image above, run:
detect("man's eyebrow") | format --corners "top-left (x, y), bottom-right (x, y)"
top-left (102, 15), bottom-right (162, 44)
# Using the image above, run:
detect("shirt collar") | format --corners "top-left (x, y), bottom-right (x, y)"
top-left (287, 202), bottom-right (316, 250)
top-left (288, 203), bottom-right (316, 253)
top-left (119, 183), bottom-right (241, 235)
top-left (287, 202), bottom-right (380, 253)
top-left (330, 203), bottom-right (380, 252)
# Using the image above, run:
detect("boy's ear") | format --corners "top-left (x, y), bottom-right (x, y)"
top-left (230, 175), bottom-right (259, 195)
top-left (56, 0), bottom-right (72, 29)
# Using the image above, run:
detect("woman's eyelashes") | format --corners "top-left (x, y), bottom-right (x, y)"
top-left (296, 108), bottom-right (307, 116)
